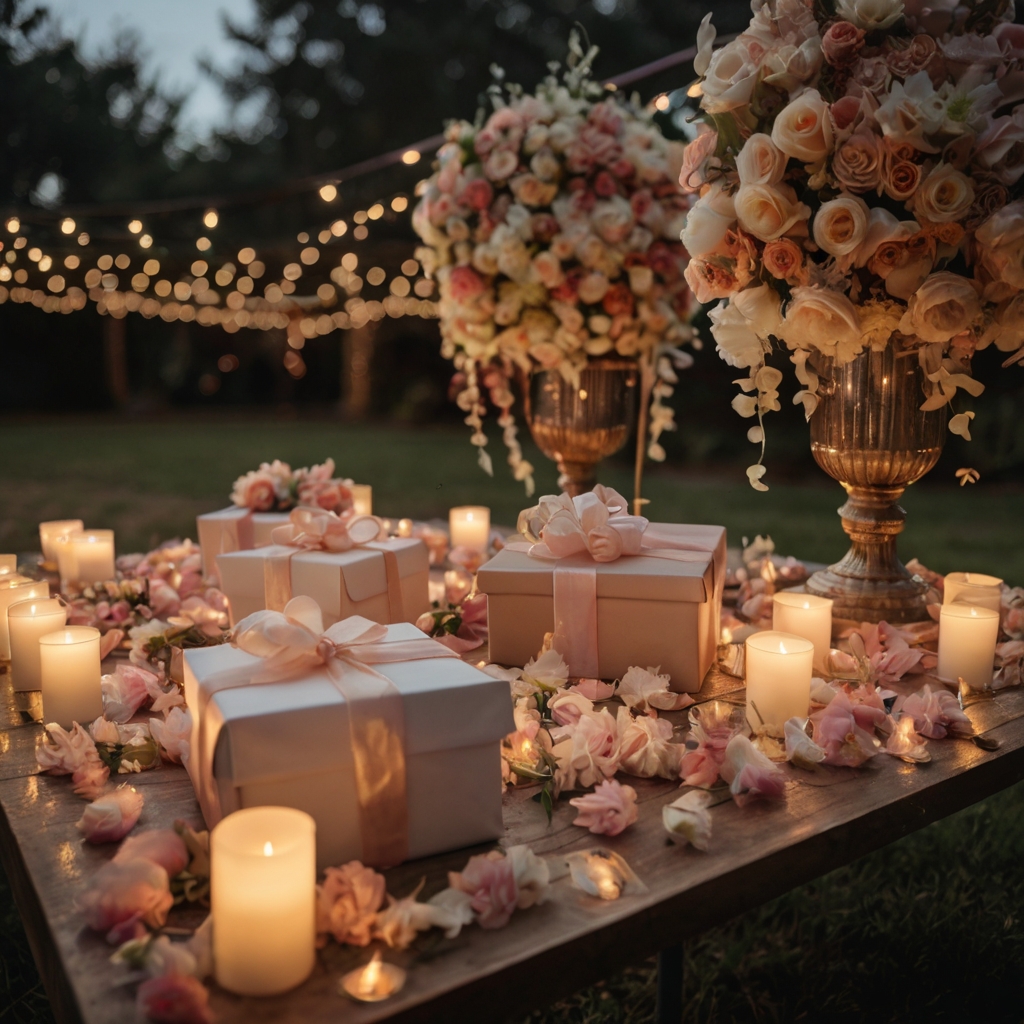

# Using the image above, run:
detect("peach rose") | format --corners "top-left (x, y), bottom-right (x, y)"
top-left (883, 158), bottom-right (922, 201)
top-left (678, 129), bottom-right (719, 192)
top-left (316, 861), bottom-right (386, 946)
top-left (771, 89), bottom-right (834, 163)
top-left (510, 173), bottom-right (558, 208)
top-left (230, 469), bottom-right (277, 511)
top-left (532, 250), bottom-right (564, 289)
top-left (832, 131), bottom-right (883, 192)
top-left (736, 133), bottom-right (788, 186)
top-left (684, 256), bottom-right (741, 303)
top-left (735, 183), bottom-right (810, 242)
top-left (813, 195), bottom-right (870, 257)
top-left (762, 238), bottom-right (808, 284)
top-left (911, 163), bottom-right (974, 223)
top-left (780, 286), bottom-right (864, 361)
top-left (569, 779), bottom-right (639, 836)
top-left (448, 265), bottom-right (487, 302)
top-left (898, 272), bottom-right (981, 342)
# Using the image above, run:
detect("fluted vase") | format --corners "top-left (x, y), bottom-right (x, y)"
top-left (805, 344), bottom-right (948, 623)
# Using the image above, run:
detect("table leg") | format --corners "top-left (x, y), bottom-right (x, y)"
top-left (655, 942), bottom-right (684, 1024)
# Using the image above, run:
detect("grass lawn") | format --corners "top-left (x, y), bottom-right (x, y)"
top-left (1, 415), bottom-right (1022, 1023)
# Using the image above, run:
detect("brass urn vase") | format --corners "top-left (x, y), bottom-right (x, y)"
top-left (521, 359), bottom-right (639, 496)
top-left (805, 345), bottom-right (948, 623)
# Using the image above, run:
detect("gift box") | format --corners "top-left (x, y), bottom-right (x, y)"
top-left (478, 522), bottom-right (726, 692)
top-left (217, 537), bottom-right (430, 628)
top-left (196, 507), bottom-right (290, 580)
top-left (182, 611), bottom-right (514, 869)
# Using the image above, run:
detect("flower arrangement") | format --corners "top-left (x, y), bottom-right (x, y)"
top-left (413, 33), bottom-right (699, 492)
top-left (681, 0), bottom-right (1024, 489)
top-left (230, 457), bottom-right (354, 513)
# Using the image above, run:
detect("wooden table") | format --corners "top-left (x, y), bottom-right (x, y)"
top-left (2, 658), bottom-right (1023, 1024)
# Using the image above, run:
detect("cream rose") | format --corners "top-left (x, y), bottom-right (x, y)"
top-left (771, 89), bottom-right (834, 163)
top-left (735, 183), bottom-right (810, 242)
top-left (910, 162), bottom-right (975, 224)
top-left (736, 133), bottom-right (788, 186)
top-left (975, 201), bottom-right (1024, 299)
top-left (779, 286), bottom-right (863, 362)
top-left (835, 0), bottom-right (904, 30)
top-left (898, 272), bottom-right (982, 343)
top-left (832, 131), bottom-right (882, 193)
top-left (708, 285), bottom-right (783, 369)
top-left (701, 38), bottom-right (761, 113)
top-left (813, 195), bottom-right (870, 257)
top-left (680, 184), bottom-right (736, 257)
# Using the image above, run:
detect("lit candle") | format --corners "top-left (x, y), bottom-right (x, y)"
top-left (0, 576), bottom-right (48, 661)
top-left (943, 572), bottom-right (1002, 613)
top-left (8, 597), bottom-right (66, 692)
top-left (938, 604), bottom-right (1000, 690)
top-left (39, 626), bottom-right (103, 727)
top-left (772, 592), bottom-right (833, 671)
top-left (350, 484), bottom-right (373, 516)
top-left (212, 806), bottom-right (316, 996)
top-left (54, 533), bottom-right (80, 587)
top-left (39, 520), bottom-right (84, 564)
top-left (70, 530), bottom-right (116, 584)
top-left (0, 555), bottom-right (16, 575)
top-left (396, 518), bottom-right (413, 538)
top-left (745, 631), bottom-right (814, 734)
top-left (444, 569), bottom-right (473, 606)
top-left (449, 506), bottom-right (490, 552)
top-left (340, 951), bottom-right (406, 1003)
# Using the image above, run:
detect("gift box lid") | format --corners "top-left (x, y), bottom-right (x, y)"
top-left (197, 506), bottom-right (289, 527)
top-left (184, 622), bottom-right (513, 788)
top-left (478, 523), bottom-right (725, 603)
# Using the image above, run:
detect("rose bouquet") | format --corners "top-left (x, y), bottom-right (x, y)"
top-left (681, 0), bottom-right (1024, 489)
top-left (413, 34), bottom-right (699, 493)
top-left (230, 458), bottom-right (354, 513)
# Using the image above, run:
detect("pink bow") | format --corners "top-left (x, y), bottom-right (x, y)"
top-left (270, 506), bottom-right (382, 552)
top-left (517, 489), bottom-right (647, 563)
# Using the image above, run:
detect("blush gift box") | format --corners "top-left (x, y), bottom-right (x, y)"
top-left (215, 509), bottom-right (431, 628)
top-left (196, 507), bottom-right (290, 581)
top-left (477, 490), bottom-right (726, 692)
top-left (182, 600), bottom-right (514, 870)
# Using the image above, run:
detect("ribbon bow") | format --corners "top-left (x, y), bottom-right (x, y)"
top-left (270, 506), bottom-right (383, 552)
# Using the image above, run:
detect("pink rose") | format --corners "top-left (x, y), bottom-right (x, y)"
top-left (77, 785), bottom-right (144, 843)
top-left (762, 238), bottom-right (809, 285)
top-left (678, 130), bottom-right (719, 193)
top-left (810, 691), bottom-right (879, 766)
top-left (150, 707), bottom-right (193, 764)
top-left (588, 99), bottom-right (623, 136)
top-left (36, 721), bottom-right (99, 775)
top-left (822, 21), bottom-right (865, 67)
top-left (230, 469), bottom-right (277, 511)
top-left (448, 265), bottom-right (486, 302)
top-left (72, 760), bottom-right (110, 800)
top-left (316, 860), bottom-right (386, 947)
top-left (448, 850), bottom-right (519, 929)
top-left (461, 177), bottom-right (494, 211)
top-left (616, 707), bottom-right (678, 779)
top-left (148, 581), bottom-right (182, 618)
top-left (833, 131), bottom-right (883, 193)
top-left (895, 684), bottom-right (973, 739)
top-left (137, 974), bottom-right (214, 1024)
top-left (79, 858), bottom-right (173, 933)
top-left (115, 829), bottom-right (190, 878)
top-left (721, 734), bottom-right (787, 807)
top-left (593, 170), bottom-right (619, 197)
top-left (484, 148), bottom-right (519, 182)
top-left (103, 662), bottom-right (161, 722)
top-left (572, 678), bottom-right (616, 701)
top-left (569, 779), bottom-right (639, 836)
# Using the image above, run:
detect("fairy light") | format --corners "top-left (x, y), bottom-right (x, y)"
top-left (203, 209), bottom-right (219, 229)
top-left (653, 93), bottom-right (670, 111)
top-left (196, 236), bottom-right (211, 251)
top-left (391, 196), bottom-right (408, 212)
top-left (60, 218), bottom-right (75, 234)
top-left (237, 247), bottom-right (255, 264)
top-left (139, 234), bottom-right (153, 248)
top-left (401, 150), bottom-right (421, 165)
top-left (128, 219), bottom-right (143, 234)
top-left (331, 219), bottom-right (347, 236)
top-left (5, 218), bottom-right (19, 233)
top-left (319, 184), bottom-right (337, 202)
top-left (367, 204), bottom-right (384, 220)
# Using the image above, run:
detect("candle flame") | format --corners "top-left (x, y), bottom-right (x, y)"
top-left (466, 512), bottom-right (474, 521)
top-left (778, 640), bottom-right (788, 655)
top-left (263, 841), bottom-right (273, 857)
top-left (721, 627), bottom-right (733, 644)
top-left (360, 951), bottom-right (383, 996)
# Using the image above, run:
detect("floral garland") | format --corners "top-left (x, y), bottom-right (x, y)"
top-left (413, 32), bottom-right (699, 493)
top-left (680, 0), bottom-right (1024, 489)
top-left (230, 457), bottom-right (355, 513)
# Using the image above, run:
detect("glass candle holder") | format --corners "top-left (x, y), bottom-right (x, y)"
top-left (943, 572), bottom-right (1002, 613)
top-left (8, 597), bottom-right (66, 692)
top-left (745, 631), bottom-right (814, 735)
top-left (938, 604), bottom-right (999, 690)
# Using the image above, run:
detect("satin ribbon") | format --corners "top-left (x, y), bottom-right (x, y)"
top-left (201, 596), bottom-right (459, 866)
top-left (510, 487), bottom-right (715, 678)
top-left (263, 507), bottom-right (405, 622)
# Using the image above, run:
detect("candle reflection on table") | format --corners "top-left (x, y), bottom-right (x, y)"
top-left (340, 950), bottom-right (406, 1002)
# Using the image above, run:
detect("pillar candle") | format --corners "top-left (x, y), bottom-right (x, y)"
top-left (350, 484), bottom-right (373, 516)
top-left (938, 604), bottom-right (1000, 690)
top-left (449, 506), bottom-right (490, 552)
top-left (8, 597), bottom-right (66, 692)
top-left (943, 572), bottom-right (1002, 613)
top-left (772, 592), bottom-right (833, 671)
top-left (39, 626), bottom-right (103, 727)
top-left (212, 806), bottom-right (316, 996)
top-left (70, 530), bottom-right (116, 584)
top-left (0, 576), bottom-right (48, 660)
top-left (745, 631), bottom-right (814, 734)
top-left (55, 534), bottom-right (80, 588)
top-left (39, 520), bottom-right (84, 563)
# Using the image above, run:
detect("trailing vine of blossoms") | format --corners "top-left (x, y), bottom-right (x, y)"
top-left (413, 33), bottom-right (699, 493)
top-left (680, 0), bottom-right (1024, 490)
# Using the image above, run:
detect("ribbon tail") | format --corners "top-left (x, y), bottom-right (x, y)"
top-left (380, 547), bottom-right (405, 623)
top-left (552, 563), bottom-right (599, 679)
top-left (264, 548), bottom-right (294, 612)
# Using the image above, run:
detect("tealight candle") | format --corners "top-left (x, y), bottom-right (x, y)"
top-left (212, 806), bottom-right (316, 996)
top-left (772, 592), bottom-right (833, 671)
top-left (745, 631), bottom-right (814, 734)
top-left (943, 572), bottom-right (1003, 613)
top-left (350, 484), bottom-right (373, 516)
top-left (0, 576), bottom-right (48, 661)
top-left (340, 951), bottom-right (406, 1003)
top-left (449, 506), bottom-right (490, 552)
top-left (39, 520), bottom-right (84, 564)
top-left (938, 604), bottom-right (1000, 690)
top-left (8, 597), bottom-right (65, 692)
top-left (70, 530), bottom-right (116, 584)
top-left (39, 626), bottom-right (103, 727)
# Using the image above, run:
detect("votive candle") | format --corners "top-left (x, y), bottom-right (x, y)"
top-left (8, 597), bottom-right (66, 692)
top-left (212, 806), bottom-right (316, 996)
top-left (772, 592), bottom-right (833, 671)
top-left (350, 484), bottom-right (373, 516)
top-left (70, 530), bottom-right (115, 584)
top-left (39, 626), bottom-right (103, 727)
top-left (745, 631), bottom-right (814, 734)
top-left (39, 520), bottom-right (84, 563)
top-left (938, 604), bottom-right (1000, 690)
top-left (449, 506), bottom-right (490, 552)
top-left (943, 572), bottom-right (1002, 613)
top-left (0, 576), bottom-right (48, 661)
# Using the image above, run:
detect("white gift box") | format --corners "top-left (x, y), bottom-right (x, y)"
top-left (196, 507), bottom-right (290, 581)
top-left (478, 523), bottom-right (726, 692)
top-left (182, 622), bottom-right (514, 869)
top-left (216, 538), bottom-right (431, 628)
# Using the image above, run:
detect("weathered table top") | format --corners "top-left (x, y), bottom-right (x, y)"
top-left (2, 655), bottom-right (1023, 1024)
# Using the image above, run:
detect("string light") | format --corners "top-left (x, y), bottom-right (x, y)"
top-left (319, 184), bottom-right (337, 202)
top-left (128, 220), bottom-right (143, 234)
top-left (367, 204), bottom-right (384, 221)
top-left (5, 218), bottom-right (19, 233)
top-left (60, 218), bottom-right (76, 234)
top-left (139, 234), bottom-right (153, 248)
top-left (401, 150), bottom-right (421, 165)
top-left (203, 209), bottom-right (219, 229)
top-left (653, 93), bottom-right (670, 111)
top-left (391, 197), bottom-right (408, 213)
top-left (237, 248), bottom-right (255, 265)
top-left (196, 237), bottom-right (211, 251)
top-left (331, 220), bottom-right (347, 236)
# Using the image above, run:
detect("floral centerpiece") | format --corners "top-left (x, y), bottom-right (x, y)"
top-left (230, 458), bottom-right (354, 513)
top-left (413, 34), bottom-right (699, 493)
top-left (681, 0), bottom-right (1024, 491)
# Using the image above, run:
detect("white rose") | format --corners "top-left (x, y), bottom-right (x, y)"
top-left (875, 73), bottom-right (946, 151)
top-left (910, 163), bottom-right (975, 224)
top-left (591, 195), bottom-right (635, 245)
top-left (813, 195), bottom-right (870, 257)
top-left (835, 0), bottom-right (904, 30)
top-left (735, 183), bottom-right (810, 242)
top-left (975, 201), bottom-right (1024, 300)
top-left (530, 148), bottom-right (561, 182)
top-left (736, 133), bottom-right (788, 186)
top-left (780, 286), bottom-right (864, 362)
top-left (681, 184), bottom-right (737, 257)
top-left (701, 37), bottom-right (761, 113)
top-left (771, 89), bottom-right (834, 163)
top-left (898, 272), bottom-right (982, 343)
top-left (708, 285), bottom-right (783, 368)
